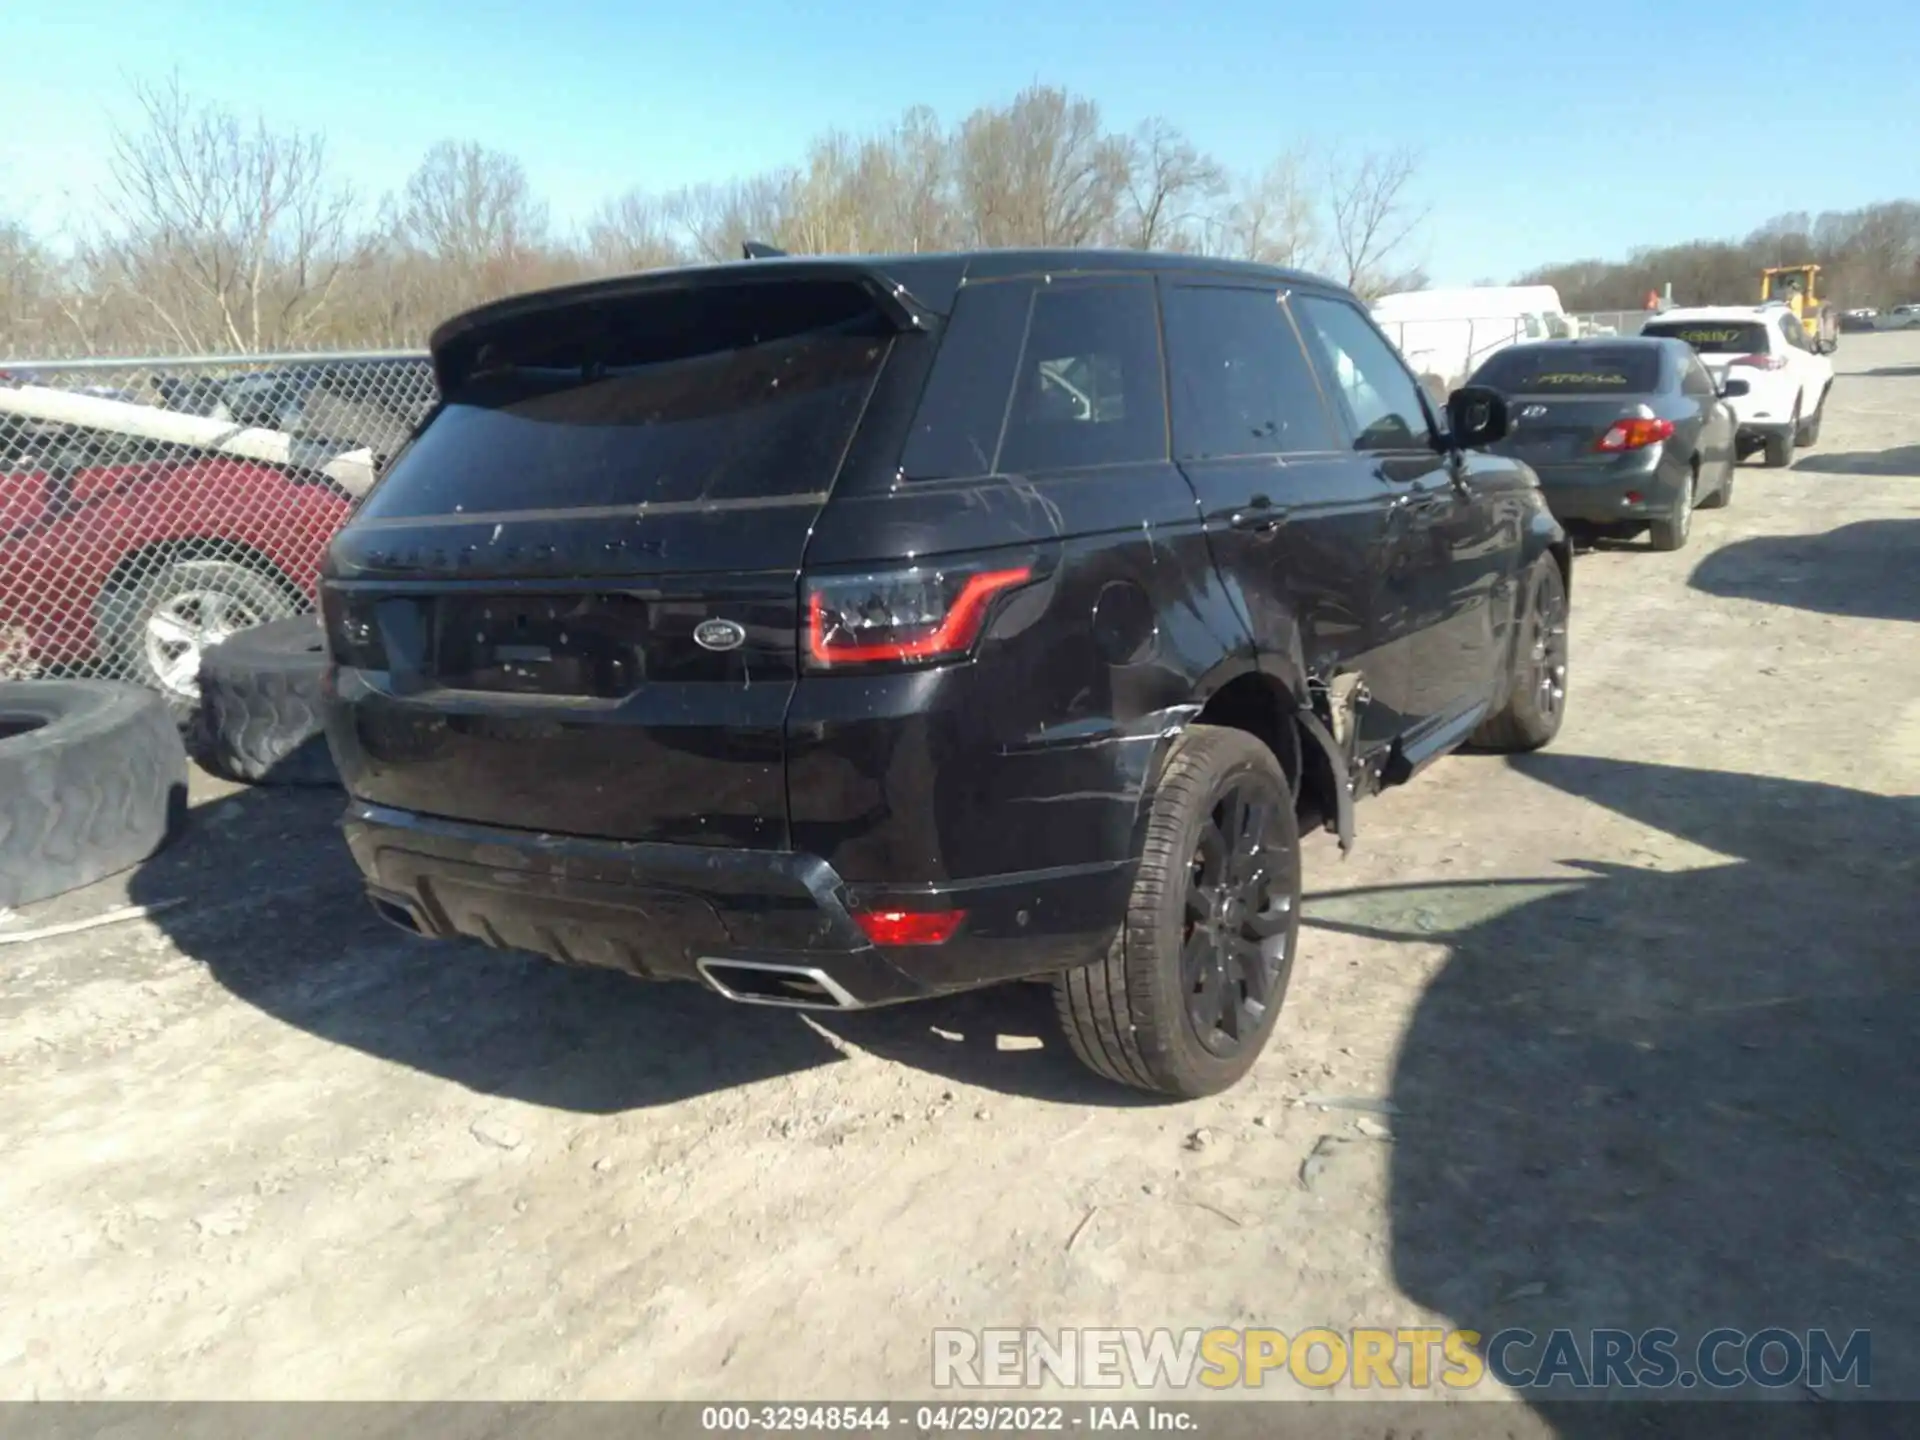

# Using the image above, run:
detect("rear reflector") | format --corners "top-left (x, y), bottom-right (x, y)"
top-left (1596, 417), bottom-right (1675, 452)
top-left (853, 909), bottom-right (966, 945)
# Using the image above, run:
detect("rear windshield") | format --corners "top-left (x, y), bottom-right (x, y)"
top-left (1470, 345), bottom-right (1662, 393)
top-left (1642, 321), bottom-right (1769, 355)
top-left (356, 282), bottom-right (892, 520)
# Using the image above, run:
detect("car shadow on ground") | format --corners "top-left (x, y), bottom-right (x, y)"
top-left (124, 787), bottom-right (848, 1112)
top-left (124, 784), bottom-right (1151, 1110)
top-left (1689, 518), bottom-right (1918, 623)
top-left (1790, 444), bottom-right (1920, 477)
top-left (1305, 755), bottom-right (1918, 1414)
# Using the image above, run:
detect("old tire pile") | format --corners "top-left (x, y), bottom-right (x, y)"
top-left (0, 682), bottom-right (188, 908)
top-left (190, 617), bottom-right (338, 787)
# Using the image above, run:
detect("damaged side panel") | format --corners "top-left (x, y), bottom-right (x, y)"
top-left (787, 477), bottom-right (1236, 885)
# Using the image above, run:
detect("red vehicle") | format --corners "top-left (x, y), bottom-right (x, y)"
top-left (1, 427), bottom-right (352, 713)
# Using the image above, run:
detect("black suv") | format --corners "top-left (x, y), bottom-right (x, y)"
top-left (318, 249), bottom-right (1571, 1098)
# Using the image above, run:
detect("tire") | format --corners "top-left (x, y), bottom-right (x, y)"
top-left (0, 681), bottom-right (187, 908)
top-left (1696, 464), bottom-right (1732, 510)
top-left (1053, 725), bottom-right (1302, 1099)
top-left (1649, 469), bottom-right (1694, 552)
top-left (190, 617), bottom-right (337, 786)
top-left (95, 558), bottom-right (300, 721)
top-left (1470, 557), bottom-right (1568, 752)
top-left (1796, 391), bottom-right (1825, 447)
top-left (1762, 426), bottom-right (1794, 469)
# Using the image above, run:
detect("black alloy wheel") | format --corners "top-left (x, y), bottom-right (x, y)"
top-left (1181, 777), bottom-right (1300, 1058)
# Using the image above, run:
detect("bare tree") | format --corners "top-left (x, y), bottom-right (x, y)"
top-left (0, 219), bottom-right (60, 355)
top-left (381, 141), bottom-right (561, 322)
top-left (881, 106), bottom-right (962, 253)
top-left (391, 141), bottom-right (548, 266)
top-left (954, 85), bottom-right (1131, 248)
top-left (95, 72), bottom-right (359, 353)
top-left (1210, 149), bottom-right (1321, 268)
top-left (1325, 146), bottom-right (1426, 297)
top-left (586, 189), bottom-right (691, 274)
top-left (1117, 120), bottom-right (1225, 252)
top-left (673, 172), bottom-right (800, 262)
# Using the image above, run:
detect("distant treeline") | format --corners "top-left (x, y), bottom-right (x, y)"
top-left (1519, 204), bottom-right (1920, 311)
top-left (0, 75), bottom-right (1430, 360)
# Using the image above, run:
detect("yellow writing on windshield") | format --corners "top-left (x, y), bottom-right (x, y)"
top-left (1675, 329), bottom-right (1742, 343)
top-left (1534, 372), bottom-right (1627, 386)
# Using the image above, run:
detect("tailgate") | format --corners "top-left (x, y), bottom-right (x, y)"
top-left (325, 275), bottom-right (905, 848)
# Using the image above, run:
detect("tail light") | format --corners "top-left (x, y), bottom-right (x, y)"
top-left (804, 560), bottom-right (1037, 669)
top-left (1731, 353), bottom-right (1785, 371)
top-left (1595, 418), bottom-right (1675, 453)
top-left (853, 908), bottom-right (966, 945)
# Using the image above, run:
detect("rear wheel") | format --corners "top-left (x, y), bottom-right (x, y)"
top-left (1796, 390), bottom-right (1825, 447)
top-left (1470, 557), bottom-right (1568, 752)
top-left (1649, 469), bottom-right (1694, 551)
top-left (1762, 422), bottom-right (1794, 469)
top-left (1053, 725), bottom-right (1301, 1098)
top-left (1697, 457), bottom-right (1732, 510)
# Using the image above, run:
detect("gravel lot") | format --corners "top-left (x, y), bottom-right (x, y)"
top-left (3, 332), bottom-right (1915, 1424)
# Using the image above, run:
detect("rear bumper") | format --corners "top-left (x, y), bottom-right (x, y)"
top-left (1529, 456), bottom-right (1686, 524)
top-left (343, 801), bottom-right (1132, 1007)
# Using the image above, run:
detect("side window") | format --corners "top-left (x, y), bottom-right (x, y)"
top-left (1778, 314), bottom-right (1806, 352)
top-left (1160, 285), bottom-right (1339, 459)
top-left (997, 282), bottom-right (1168, 474)
top-left (900, 280), bottom-right (1032, 480)
top-left (1289, 294), bottom-right (1432, 452)
top-left (1680, 356), bottom-right (1712, 398)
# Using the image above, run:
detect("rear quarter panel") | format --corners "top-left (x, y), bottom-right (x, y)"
top-left (790, 466), bottom-right (1254, 885)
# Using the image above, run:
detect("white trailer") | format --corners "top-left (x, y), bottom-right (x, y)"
top-left (1371, 285), bottom-right (1573, 396)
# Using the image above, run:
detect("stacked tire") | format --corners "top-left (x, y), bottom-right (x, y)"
top-left (189, 617), bottom-right (338, 787)
top-left (0, 682), bottom-right (188, 908)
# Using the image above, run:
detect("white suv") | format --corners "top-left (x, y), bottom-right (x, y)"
top-left (1641, 305), bottom-right (1834, 467)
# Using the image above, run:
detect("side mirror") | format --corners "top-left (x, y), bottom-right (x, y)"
top-left (1444, 385), bottom-right (1509, 450)
top-left (1720, 378), bottom-right (1751, 398)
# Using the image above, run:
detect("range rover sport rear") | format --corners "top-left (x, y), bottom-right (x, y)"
top-left (321, 255), bottom-right (1141, 1021)
top-left (320, 248), bottom-right (1572, 1098)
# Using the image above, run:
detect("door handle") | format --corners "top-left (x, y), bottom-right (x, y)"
top-left (1230, 494), bottom-right (1288, 532)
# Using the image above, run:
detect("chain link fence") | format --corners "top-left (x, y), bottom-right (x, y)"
top-left (0, 352), bottom-right (436, 708)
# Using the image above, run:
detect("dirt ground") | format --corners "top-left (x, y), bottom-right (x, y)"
top-left (3, 333), bottom-right (1915, 1424)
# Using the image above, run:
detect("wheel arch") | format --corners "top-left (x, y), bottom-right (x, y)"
top-left (1175, 656), bottom-right (1354, 854)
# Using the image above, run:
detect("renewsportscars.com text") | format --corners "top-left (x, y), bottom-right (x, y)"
top-left (931, 1326), bottom-right (1871, 1392)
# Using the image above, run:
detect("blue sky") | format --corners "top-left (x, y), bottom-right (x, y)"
top-left (4, 0), bottom-right (1915, 284)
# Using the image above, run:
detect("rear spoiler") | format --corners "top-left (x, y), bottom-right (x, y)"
top-left (429, 256), bottom-right (937, 389)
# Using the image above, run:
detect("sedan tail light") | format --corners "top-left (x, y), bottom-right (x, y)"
top-left (804, 560), bottom-right (1036, 669)
top-left (1730, 352), bottom-right (1786, 371)
top-left (1595, 417), bottom-right (1676, 453)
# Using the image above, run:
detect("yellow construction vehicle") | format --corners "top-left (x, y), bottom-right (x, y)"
top-left (1761, 264), bottom-right (1839, 353)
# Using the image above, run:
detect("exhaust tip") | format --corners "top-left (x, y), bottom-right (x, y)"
top-left (369, 894), bottom-right (424, 935)
top-left (697, 958), bottom-right (860, 1010)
